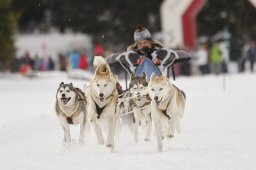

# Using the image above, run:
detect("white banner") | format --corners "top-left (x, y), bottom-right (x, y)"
top-left (160, 0), bottom-right (192, 48)
top-left (249, 0), bottom-right (256, 7)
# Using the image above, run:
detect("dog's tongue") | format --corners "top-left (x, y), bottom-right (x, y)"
top-left (137, 96), bottom-right (142, 101)
top-left (100, 97), bottom-right (104, 102)
top-left (61, 98), bottom-right (68, 104)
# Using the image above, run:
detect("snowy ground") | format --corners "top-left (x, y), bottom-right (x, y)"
top-left (0, 71), bottom-right (255, 170)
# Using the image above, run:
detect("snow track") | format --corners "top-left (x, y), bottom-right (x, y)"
top-left (0, 72), bottom-right (256, 170)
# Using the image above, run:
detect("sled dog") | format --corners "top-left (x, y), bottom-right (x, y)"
top-left (55, 82), bottom-right (87, 144)
top-left (148, 74), bottom-right (186, 152)
top-left (86, 56), bottom-right (119, 151)
top-left (129, 73), bottom-right (152, 142)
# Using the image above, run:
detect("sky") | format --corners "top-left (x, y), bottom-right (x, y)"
top-left (0, 71), bottom-right (255, 170)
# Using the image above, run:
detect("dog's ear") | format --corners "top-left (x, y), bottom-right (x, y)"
top-left (130, 73), bottom-right (135, 80)
top-left (161, 74), bottom-right (167, 81)
top-left (142, 72), bottom-right (147, 80)
top-left (150, 73), bottom-right (155, 81)
top-left (111, 74), bottom-right (118, 82)
top-left (95, 67), bottom-right (99, 75)
top-left (114, 74), bottom-right (118, 80)
top-left (60, 82), bottom-right (64, 86)
top-left (70, 82), bottom-right (73, 87)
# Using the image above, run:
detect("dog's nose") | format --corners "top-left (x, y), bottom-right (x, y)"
top-left (62, 94), bottom-right (66, 97)
top-left (99, 93), bottom-right (104, 97)
top-left (154, 96), bottom-right (158, 101)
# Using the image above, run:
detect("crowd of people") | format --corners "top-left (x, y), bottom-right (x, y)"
top-left (10, 41), bottom-right (105, 75)
top-left (192, 41), bottom-right (256, 76)
top-left (9, 25), bottom-right (256, 77)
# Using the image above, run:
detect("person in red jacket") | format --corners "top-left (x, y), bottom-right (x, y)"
top-left (79, 52), bottom-right (89, 70)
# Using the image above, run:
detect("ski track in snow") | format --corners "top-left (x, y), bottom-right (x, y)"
top-left (0, 71), bottom-right (256, 170)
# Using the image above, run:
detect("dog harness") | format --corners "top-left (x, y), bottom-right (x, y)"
top-left (132, 94), bottom-right (151, 108)
top-left (157, 96), bottom-right (172, 120)
top-left (94, 102), bottom-right (107, 119)
top-left (160, 109), bottom-right (171, 120)
top-left (65, 88), bottom-right (86, 124)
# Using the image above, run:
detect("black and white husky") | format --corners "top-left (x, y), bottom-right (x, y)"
top-left (129, 73), bottom-right (152, 143)
top-left (55, 82), bottom-right (87, 144)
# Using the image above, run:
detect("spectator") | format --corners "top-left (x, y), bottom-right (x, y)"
top-left (210, 42), bottom-right (223, 75)
top-left (70, 50), bottom-right (80, 69)
top-left (94, 42), bottom-right (105, 56)
top-left (48, 57), bottom-right (55, 70)
top-left (194, 44), bottom-right (209, 75)
top-left (58, 53), bottom-right (68, 71)
top-left (247, 42), bottom-right (256, 72)
top-left (79, 52), bottom-right (89, 70)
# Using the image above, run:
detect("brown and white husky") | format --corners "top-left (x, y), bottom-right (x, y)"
top-left (86, 56), bottom-right (119, 151)
top-left (148, 74), bottom-right (186, 152)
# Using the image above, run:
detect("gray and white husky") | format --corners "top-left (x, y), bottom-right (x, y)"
top-left (148, 74), bottom-right (186, 152)
top-left (129, 73), bottom-right (152, 143)
top-left (55, 82), bottom-right (87, 144)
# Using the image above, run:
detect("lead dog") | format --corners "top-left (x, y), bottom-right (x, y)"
top-left (55, 82), bottom-right (87, 144)
top-left (148, 74), bottom-right (186, 152)
top-left (86, 56), bottom-right (119, 151)
top-left (129, 73), bottom-right (152, 143)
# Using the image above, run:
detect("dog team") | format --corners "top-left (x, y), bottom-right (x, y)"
top-left (55, 56), bottom-right (186, 152)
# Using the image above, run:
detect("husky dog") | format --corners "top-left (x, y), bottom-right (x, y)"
top-left (129, 73), bottom-right (152, 143)
top-left (148, 74), bottom-right (186, 152)
top-left (87, 56), bottom-right (119, 151)
top-left (55, 82), bottom-right (87, 144)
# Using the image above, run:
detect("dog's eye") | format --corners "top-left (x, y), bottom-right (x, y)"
top-left (151, 89), bottom-right (154, 91)
top-left (159, 88), bottom-right (163, 91)
top-left (66, 90), bottom-right (70, 92)
top-left (104, 84), bottom-right (107, 87)
top-left (60, 90), bottom-right (63, 93)
top-left (97, 84), bottom-right (100, 87)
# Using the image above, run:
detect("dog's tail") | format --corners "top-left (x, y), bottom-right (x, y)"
top-left (93, 56), bottom-right (107, 71)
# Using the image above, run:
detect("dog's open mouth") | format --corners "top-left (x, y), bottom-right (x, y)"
top-left (137, 95), bottom-right (142, 101)
top-left (99, 96), bottom-right (105, 102)
top-left (61, 97), bottom-right (71, 105)
top-left (155, 98), bottom-right (163, 106)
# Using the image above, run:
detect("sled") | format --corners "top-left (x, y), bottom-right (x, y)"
top-left (106, 48), bottom-right (191, 89)
top-left (135, 57), bottom-right (161, 81)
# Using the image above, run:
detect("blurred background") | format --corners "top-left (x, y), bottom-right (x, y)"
top-left (0, 0), bottom-right (255, 77)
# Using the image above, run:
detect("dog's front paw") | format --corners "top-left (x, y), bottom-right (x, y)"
top-left (144, 138), bottom-right (150, 142)
top-left (167, 134), bottom-right (174, 138)
top-left (107, 144), bottom-right (115, 152)
top-left (106, 144), bottom-right (113, 148)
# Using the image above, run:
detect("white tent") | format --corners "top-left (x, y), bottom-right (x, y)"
top-left (15, 32), bottom-right (92, 58)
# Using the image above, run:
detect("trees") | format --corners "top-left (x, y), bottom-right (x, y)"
top-left (12, 0), bottom-right (163, 49)
top-left (0, 0), bottom-right (17, 70)
top-left (197, 0), bottom-right (256, 41)
top-left (11, 0), bottom-right (256, 49)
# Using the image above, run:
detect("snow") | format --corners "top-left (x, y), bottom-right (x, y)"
top-left (0, 71), bottom-right (256, 170)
